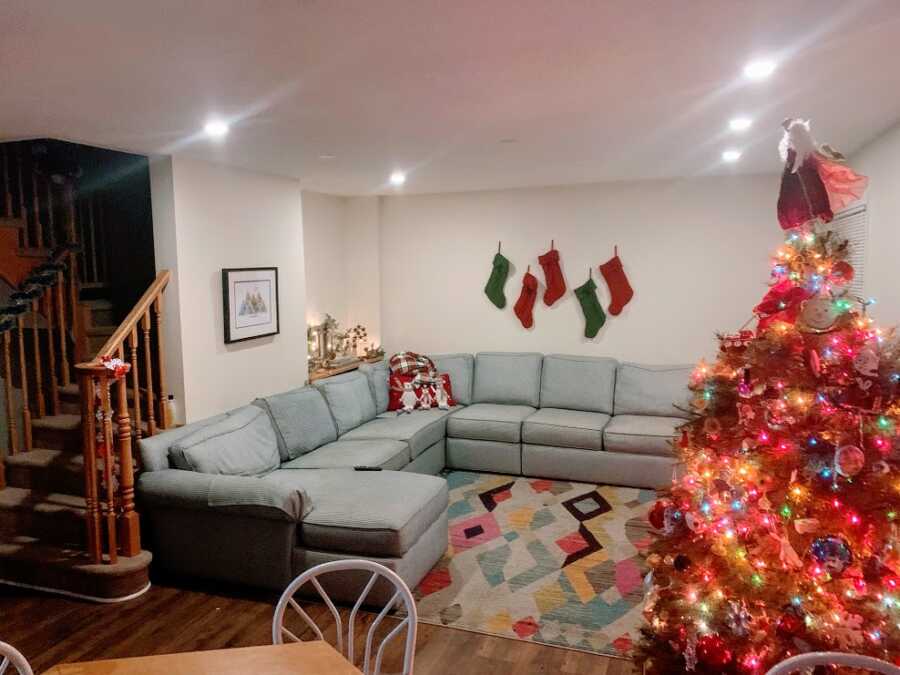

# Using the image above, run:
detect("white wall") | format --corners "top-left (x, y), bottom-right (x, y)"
top-left (379, 176), bottom-right (782, 364)
top-left (151, 157), bottom-right (307, 422)
top-left (854, 121), bottom-right (900, 324)
top-left (302, 192), bottom-right (382, 351)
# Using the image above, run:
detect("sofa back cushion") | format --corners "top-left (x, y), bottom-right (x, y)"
top-left (614, 362), bottom-right (693, 418)
top-left (138, 412), bottom-right (229, 472)
top-left (253, 386), bottom-right (337, 460)
top-left (314, 371), bottom-right (377, 436)
top-left (540, 354), bottom-right (617, 413)
top-left (168, 405), bottom-right (280, 476)
top-left (358, 360), bottom-right (390, 414)
top-left (430, 353), bottom-right (474, 405)
top-left (473, 352), bottom-right (543, 407)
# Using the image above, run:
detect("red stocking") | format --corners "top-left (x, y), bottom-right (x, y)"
top-left (538, 245), bottom-right (566, 306)
top-left (599, 246), bottom-right (633, 316)
top-left (514, 271), bottom-right (538, 329)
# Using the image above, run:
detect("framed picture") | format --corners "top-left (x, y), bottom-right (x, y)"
top-left (222, 267), bottom-right (279, 343)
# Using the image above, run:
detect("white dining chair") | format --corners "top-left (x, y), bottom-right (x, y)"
top-left (0, 642), bottom-right (33, 675)
top-left (272, 559), bottom-right (417, 675)
top-left (764, 652), bottom-right (900, 675)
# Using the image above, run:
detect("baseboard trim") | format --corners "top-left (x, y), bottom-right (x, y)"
top-left (0, 576), bottom-right (151, 603)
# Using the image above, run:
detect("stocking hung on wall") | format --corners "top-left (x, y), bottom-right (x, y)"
top-left (513, 267), bottom-right (538, 329)
top-left (538, 240), bottom-right (566, 306)
top-left (599, 245), bottom-right (633, 316)
top-left (573, 269), bottom-right (606, 339)
top-left (483, 242), bottom-right (511, 309)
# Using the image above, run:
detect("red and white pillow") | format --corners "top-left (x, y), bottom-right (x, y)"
top-left (389, 351), bottom-right (436, 378)
top-left (388, 372), bottom-right (456, 411)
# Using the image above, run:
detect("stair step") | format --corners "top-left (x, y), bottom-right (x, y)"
top-left (0, 487), bottom-right (86, 547)
top-left (31, 414), bottom-right (81, 452)
top-left (0, 536), bottom-right (151, 602)
top-left (86, 324), bottom-right (116, 337)
top-left (0, 216), bottom-right (25, 230)
top-left (5, 449), bottom-right (85, 495)
top-left (17, 247), bottom-right (52, 258)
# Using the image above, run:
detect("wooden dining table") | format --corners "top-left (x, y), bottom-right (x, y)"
top-left (43, 642), bottom-right (362, 675)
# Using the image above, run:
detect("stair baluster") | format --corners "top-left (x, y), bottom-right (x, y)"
top-left (154, 295), bottom-right (168, 430)
top-left (79, 372), bottom-right (102, 564)
top-left (2, 331), bottom-right (17, 456)
top-left (129, 328), bottom-right (142, 440)
top-left (99, 372), bottom-right (118, 564)
top-left (46, 179), bottom-right (56, 249)
top-left (142, 311), bottom-right (157, 436)
top-left (2, 145), bottom-right (11, 217)
top-left (32, 173), bottom-right (44, 249)
top-left (44, 288), bottom-right (59, 415)
top-left (56, 270), bottom-right (70, 387)
top-left (15, 316), bottom-right (32, 452)
top-left (116, 345), bottom-right (139, 557)
top-left (16, 145), bottom-right (27, 248)
top-left (31, 299), bottom-right (45, 418)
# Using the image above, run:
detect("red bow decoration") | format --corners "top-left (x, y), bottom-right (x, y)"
top-left (754, 280), bottom-right (812, 333)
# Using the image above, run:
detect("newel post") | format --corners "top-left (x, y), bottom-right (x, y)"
top-left (78, 367), bottom-right (102, 564)
top-left (115, 347), bottom-right (141, 556)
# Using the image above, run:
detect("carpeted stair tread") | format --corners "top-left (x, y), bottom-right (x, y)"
top-left (5, 448), bottom-right (84, 471)
top-left (32, 414), bottom-right (81, 432)
top-left (58, 383), bottom-right (80, 398)
top-left (0, 487), bottom-right (86, 514)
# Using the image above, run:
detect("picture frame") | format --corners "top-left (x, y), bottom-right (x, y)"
top-left (222, 267), bottom-right (280, 344)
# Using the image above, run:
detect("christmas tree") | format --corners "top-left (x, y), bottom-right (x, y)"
top-left (636, 120), bottom-right (899, 673)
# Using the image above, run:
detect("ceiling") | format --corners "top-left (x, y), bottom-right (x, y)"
top-left (3, 0), bottom-right (900, 195)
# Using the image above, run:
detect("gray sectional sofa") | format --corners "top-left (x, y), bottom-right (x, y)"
top-left (136, 352), bottom-right (691, 597)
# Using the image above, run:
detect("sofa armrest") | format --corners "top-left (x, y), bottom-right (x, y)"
top-left (137, 470), bottom-right (307, 522)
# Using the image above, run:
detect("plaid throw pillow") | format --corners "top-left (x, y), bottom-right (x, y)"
top-left (389, 351), bottom-right (436, 377)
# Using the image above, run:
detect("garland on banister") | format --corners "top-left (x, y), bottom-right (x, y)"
top-left (635, 120), bottom-right (898, 673)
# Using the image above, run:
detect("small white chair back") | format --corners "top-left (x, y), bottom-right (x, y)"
top-left (765, 652), bottom-right (900, 675)
top-left (0, 642), bottom-right (34, 675)
top-left (272, 559), bottom-right (417, 675)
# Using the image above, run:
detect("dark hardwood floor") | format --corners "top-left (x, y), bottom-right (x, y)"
top-left (0, 579), bottom-right (638, 674)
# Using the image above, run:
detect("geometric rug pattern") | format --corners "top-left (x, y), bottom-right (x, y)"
top-left (413, 471), bottom-right (657, 658)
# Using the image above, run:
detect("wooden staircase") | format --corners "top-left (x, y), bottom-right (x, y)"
top-left (0, 141), bottom-right (167, 601)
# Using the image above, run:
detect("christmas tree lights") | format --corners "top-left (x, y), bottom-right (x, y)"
top-left (636, 120), bottom-right (898, 673)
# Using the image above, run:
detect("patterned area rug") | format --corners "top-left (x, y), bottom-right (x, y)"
top-left (414, 471), bottom-right (656, 658)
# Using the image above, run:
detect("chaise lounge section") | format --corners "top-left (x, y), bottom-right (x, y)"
top-left (136, 351), bottom-right (691, 594)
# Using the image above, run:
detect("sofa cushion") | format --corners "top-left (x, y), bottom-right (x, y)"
top-left (314, 371), bottom-right (377, 435)
top-left (340, 408), bottom-right (454, 458)
top-left (263, 469), bottom-right (448, 558)
top-left (358, 360), bottom-right (390, 414)
top-left (522, 408), bottom-right (610, 450)
top-left (430, 353), bottom-right (475, 405)
top-left (168, 406), bottom-right (280, 476)
top-left (447, 403), bottom-right (535, 443)
top-left (139, 412), bottom-right (229, 472)
top-left (614, 363), bottom-right (693, 418)
top-left (603, 414), bottom-right (682, 457)
top-left (253, 386), bottom-right (337, 461)
top-left (280, 439), bottom-right (409, 471)
top-left (472, 352), bottom-right (543, 406)
top-left (540, 354), bottom-right (617, 413)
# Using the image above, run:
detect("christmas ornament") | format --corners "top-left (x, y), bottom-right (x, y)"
top-left (649, 501), bottom-right (668, 530)
top-left (673, 554), bottom-right (692, 572)
top-left (776, 610), bottom-right (804, 637)
top-left (834, 444), bottom-right (866, 477)
top-left (573, 273), bottom-right (606, 339)
top-left (853, 345), bottom-right (879, 378)
top-left (537, 242), bottom-right (566, 306)
top-left (696, 634), bottom-right (732, 667)
top-left (807, 348), bottom-right (821, 377)
top-left (798, 296), bottom-right (841, 333)
top-left (777, 119), bottom-right (834, 230)
top-left (484, 246), bottom-right (510, 309)
top-left (513, 270), bottom-right (538, 329)
top-left (810, 536), bottom-right (853, 574)
top-left (599, 245), bottom-right (633, 315)
top-left (794, 518), bottom-right (820, 534)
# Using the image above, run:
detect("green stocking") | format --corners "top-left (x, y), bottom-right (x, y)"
top-left (484, 252), bottom-right (511, 309)
top-left (574, 277), bottom-right (606, 338)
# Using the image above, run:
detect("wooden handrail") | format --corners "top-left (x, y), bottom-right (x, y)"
top-left (82, 269), bottom-right (171, 365)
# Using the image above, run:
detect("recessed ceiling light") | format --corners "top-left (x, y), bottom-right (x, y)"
top-left (499, 138), bottom-right (517, 144)
top-left (203, 120), bottom-right (229, 138)
top-left (743, 59), bottom-right (776, 80)
top-left (389, 170), bottom-right (406, 187)
top-left (318, 154), bottom-right (336, 160)
top-left (722, 149), bottom-right (742, 163)
top-left (729, 117), bottom-right (753, 132)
